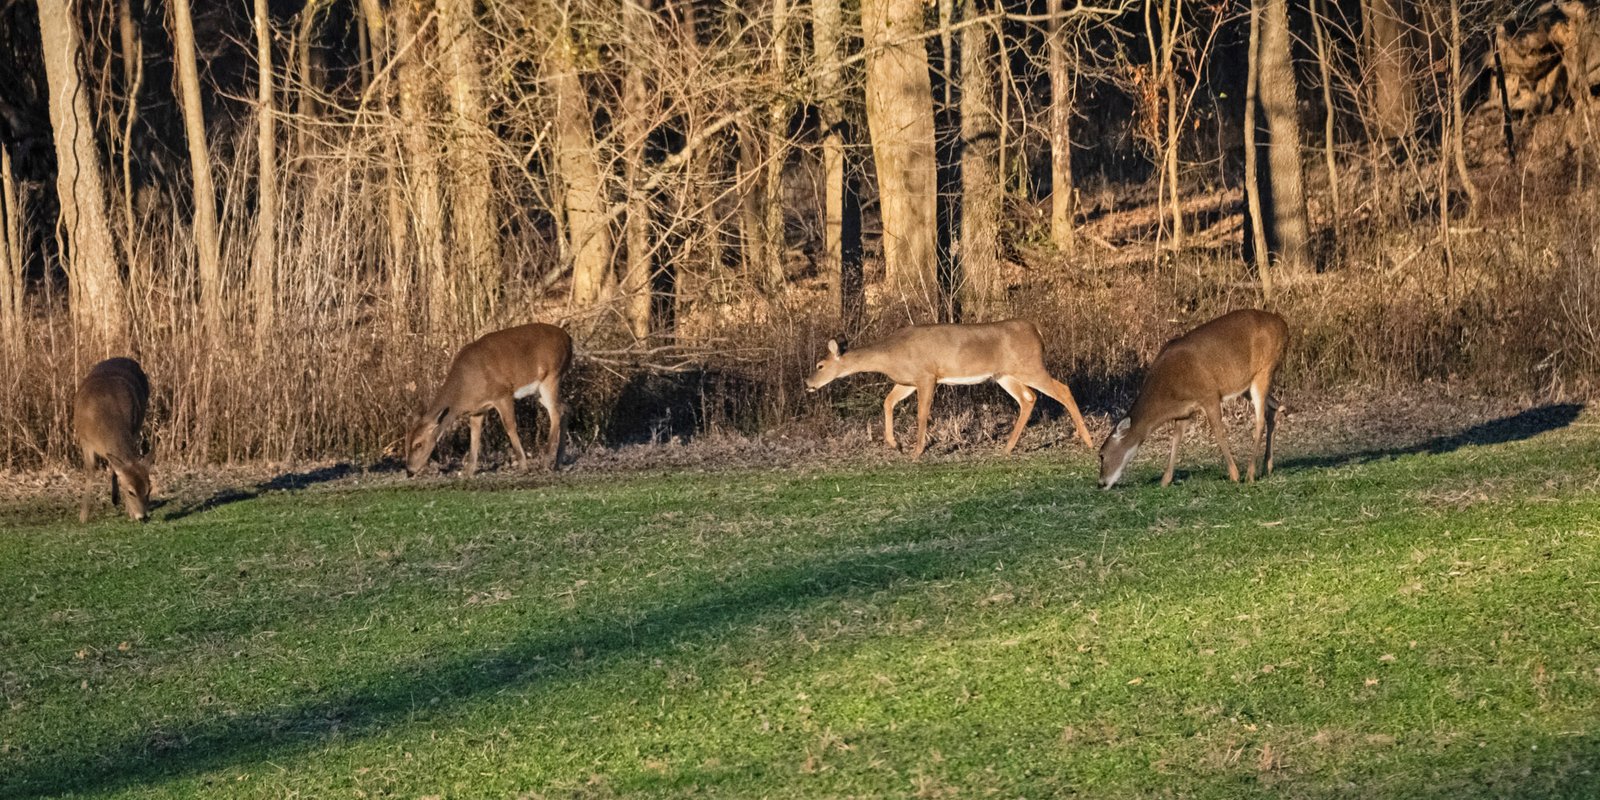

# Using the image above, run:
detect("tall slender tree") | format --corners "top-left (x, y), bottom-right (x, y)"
top-left (862, 0), bottom-right (938, 319)
top-left (37, 0), bottom-right (128, 349)
top-left (1258, 0), bottom-right (1311, 270)
top-left (547, 8), bottom-right (613, 310)
top-left (811, 0), bottom-right (863, 327)
top-left (439, 0), bottom-right (500, 322)
top-left (394, 1), bottom-right (448, 329)
top-left (171, 0), bottom-right (224, 332)
top-left (253, 0), bottom-right (279, 342)
top-left (959, 0), bottom-right (1003, 318)
top-left (1049, 0), bottom-right (1076, 252)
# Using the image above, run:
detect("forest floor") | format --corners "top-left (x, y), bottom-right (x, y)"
top-left (2, 387), bottom-right (1599, 797)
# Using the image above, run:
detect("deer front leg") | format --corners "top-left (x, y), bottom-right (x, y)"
top-left (1162, 417), bottom-right (1189, 487)
top-left (996, 376), bottom-right (1036, 454)
top-left (464, 414), bottom-right (485, 477)
top-left (493, 397), bottom-right (529, 470)
top-left (1203, 399), bottom-right (1239, 482)
top-left (539, 387), bottom-right (564, 471)
top-left (882, 384), bottom-right (916, 451)
top-left (910, 379), bottom-right (936, 459)
top-left (79, 452), bottom-right (95, 524)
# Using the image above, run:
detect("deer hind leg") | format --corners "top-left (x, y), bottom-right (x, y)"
top-left (1203, 398), bottom-right (1240, 482)
top-left (537, 379), bottom-right (564, 470)
top-left (1027, 375), bottom-right (1096, 450)
top-left (1264, 392), bottom-right (1281, 476)
top-left (910, 379), bottom-right (936, 459)
top-left (79, 449), bottom-right (96, 524)
top-left (464, 413), bottom-right (486, 477)
top-left (1246, 375), bottom-right (1273, 483)
top-left (882, 384), bottom-right (916, 451)
top-left (1163, 417), bottom-right (1189, 487)
top-left (995, 376), bottom-right (1036, 455)
top-left (493, 396), bottom-right (529, 470)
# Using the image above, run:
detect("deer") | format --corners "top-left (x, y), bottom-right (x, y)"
top-left (805, 320), bottom-right (1096, 458)
top-left (1098, 309), bottom-right (1288, 489)
top-left (405, 323), bottom-right (573, 477)
top-left (73, 357), bottom-right (153, 523)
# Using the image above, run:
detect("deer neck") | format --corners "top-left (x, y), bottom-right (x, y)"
top-left (840, 344), bottom-right (897, 380)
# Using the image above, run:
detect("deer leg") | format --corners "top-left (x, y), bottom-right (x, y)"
top-left (538, 379), bottom-right (565, 470)
top-left (1163, 417), bottom-right (1189, 487)
top-left (995, 376), bottom-right (1036, 454)
top-left (1265, 392), bottom-right (1281, 476)
top-left (79, 450), bottom-right (95, 524)
top-left (910, 380), bottom-right (936, 459)
top-left (464, 413), bottom-right (485, 477)
top-left (1247, 377), bottom-right (1270, 483)
top-left (493, 397), bottom-right (529, 471)
top-left (882, 384), bottom-right (916, 451)
top-left (1029, 376), bottom-right (1096, 450)
top-left (1203, 398), bottom-right (1240, 482)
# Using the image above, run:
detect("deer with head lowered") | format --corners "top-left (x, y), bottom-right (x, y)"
top-left (406, 323), bottom-right (572, 476)
top-left (74, 357), bottom-right (153, 522)
top-left (805, 320), bottom-right (1095, 458)
top-left (1098, 309), bottom-right (1288, 489)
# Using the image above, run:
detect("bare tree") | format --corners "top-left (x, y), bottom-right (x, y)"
top-left (1244, 0), bottom-right (1272, 298)
top-left (762, 0), bottom-right (791, 294)
top-left (1363, 0), bottom-right (1416, 142)
top-left (863, 0), bottom-right (939, 319)
top-left (253, 0), bottom-right (279, 342)
top-left (171, 0), bottom-right (224, 332)
top-left (547, 7), bottom-right (613, 310)
top-left (393, 1), bottom-right (448, 329)
top-left (622, 0), bottom-right (657, 338)
top-left (811, 0), bottom-right (863, 326)
top-left (439, 0), bottom-right (500, 322)
top-left (1049, 0), bottom-right (1076, 252)
top-left (0, 145), bottom-right (19, 351)
top-left (960, 0), bottom-right (1004, 318)
top-left (1258, 0), bottom-right (1311, 270)
top-left (37, 0), bottom-right (128, 349)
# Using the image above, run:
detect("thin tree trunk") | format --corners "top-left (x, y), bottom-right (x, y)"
top-left (0, 146), bottom-right (19, 352)
top-left (360, 0), bottom-right (411, 331)
top-left (37, 0), bottom-right (128, 350)
top-left (1244, 0), bottom-right (1272, 300)
top-left (622, 0), bottom-right (655, 339)
top-left (762, 0), bottom-right (790, 294)
top-left (253, 0), bottom-right (279, 342)
top-left (1048, 0), bottom-right (1076, 252)
top-left (1448, 0), bottom-right (1478, 214)
top-left (1260, 0), bottom-right (1311, 271)
top-left (1363, 0), bottom-right (1415, 142)
top-left (296, 0), bottom-right (327, 156)
top-left (863, 0), bottom-right (939, 320)
top-left (394, 1), bottom-right (447, 328)
top-left (959, 0), bottom-right (1003, 318)
top-left (812, 0), bottom-right (863, 327)
top-left (171, 0), bottom-right (224, 333)
top-left (1312, 0), bottom-right (1342, 225)
top-left (1149, 0), bottom-right (1184, 248)
top-left (438, 0), bottom-right (499, 323)
top-left (547, 13), bottom-right (613, 310)
top-left (117, 0), bottom-right (143, 288)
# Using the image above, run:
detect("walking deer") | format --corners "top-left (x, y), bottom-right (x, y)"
top-left (805, 320), bottom-right (1095, 458)
top-left (1098, 309), bottom-right (1288, 489)
top-left (405, 323), bottom-right (572, 476)
top-left (74, 357), bottom-right (152, 522)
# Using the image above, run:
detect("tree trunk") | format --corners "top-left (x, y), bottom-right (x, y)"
top-left (1048, 0), bottom-right (1076, 252)
top-left (253, 0), bottom-right (278, 342)
top-left (959, 0), bottom-right (1003, 318)
top-left (622, 0), bottom-right (655, 339)
top-left (394, 1), bottom-right (448, 329)
top-left (171, 0), bottom-right (224, 333)
top-left (438, 0), bottom-right (499, 323)
top-left (0, 146), bottom-right (20, 352)
top-left (1448, 0), bottom-right (1478, 212)
top-left (1259, 0), bottom-right (1311, 271)
top-left (863, 0), bottom-right (938, 320)
top-left (37, 0), bottom-right (128, 350)
top-left (359, 0), bottom-right (411, 331)
top-left (1363, 0), bottom-right (1415, 142)
top-left (1311, 0), bottom-right (1342, 225)
top-left (762, 0), bottom-right (790, 294)
top-left (547, 14), bottom-right (613, 310)
top-left (812, 0), bottom-right (863, 328)
top-left (1244, 0), bottom-right (1272, 299)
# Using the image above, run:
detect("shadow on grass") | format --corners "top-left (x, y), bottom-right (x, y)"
top-left (162, 463), bottom-right (359, 521)
top-left (1, 497), bottom-right (1065, 798)
top-left (1277, 403), bottom-right (1584, 472)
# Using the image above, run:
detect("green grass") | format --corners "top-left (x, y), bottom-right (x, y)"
top-left (3, 418), bottom-right (1599, 798)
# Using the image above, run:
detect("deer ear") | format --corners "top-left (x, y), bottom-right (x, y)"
top-left (433, 407), bottom-right (449, 427)
top-left (1113, 417), bottom-right (1131, 437)
top-left (826, 339), bottom-right (840, 357)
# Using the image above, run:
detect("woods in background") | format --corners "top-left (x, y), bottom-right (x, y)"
top-left (2, 0), bottom-right (1600, 466)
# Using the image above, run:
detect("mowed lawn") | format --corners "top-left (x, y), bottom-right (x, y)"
top-left (3, 415), bottom-right (1600, 798)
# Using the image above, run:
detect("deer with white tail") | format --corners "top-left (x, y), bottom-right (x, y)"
top-left (805, 320), bottom-right (1096, 458)
top-left (406, 323), bottom-right (572, 477)
top-left (74, 357), bottom-right (153, 522)
top-left (1098, 309), bottom-right (1288, 489)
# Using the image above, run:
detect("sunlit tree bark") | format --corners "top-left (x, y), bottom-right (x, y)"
top-left (253, 0), bottom-right (279, 342)
top-left (171, 0), bottom-right (224, 332)
top-left (438, 0), bottom-right (500, 322)
top-left (812, 0), bottom-right (863, 327)
top-left (547, 10), bottom-right (613, 309)
top-left (1259, 0), bottom-right (1310, 270)
top-left (959, 0), bottom-right (1003, 318)
top-left (1048, 0), bottom-right (1076, 252)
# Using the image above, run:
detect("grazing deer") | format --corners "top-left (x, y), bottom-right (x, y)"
top-left (73, 357), bottom-right (152, 522)
top-left (1098, 309), bottom-right (1288, 489)
top-left (406, 323), bottom-right (573, 476)
top-left (805, 320), bottom-right (1095, 458)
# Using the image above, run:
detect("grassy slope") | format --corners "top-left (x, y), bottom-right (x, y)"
top-left (2, 425), bottom-right (1599, 798)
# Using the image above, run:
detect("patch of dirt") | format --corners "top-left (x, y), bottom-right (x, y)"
top-left (0, 384), bottom-right (1581, 525)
